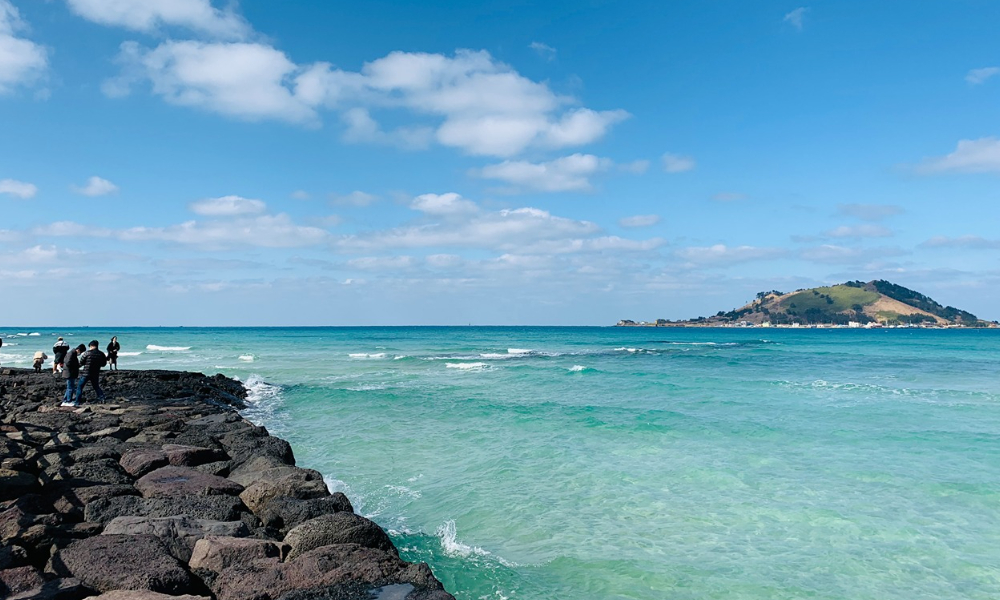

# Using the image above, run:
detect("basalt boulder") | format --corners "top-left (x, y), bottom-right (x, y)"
top-left (284, 513), bottom-right (397, 560)
top-left (135, 466), bottom-right (244, 499)
top-left (56, 534), bottom-right (194, 594)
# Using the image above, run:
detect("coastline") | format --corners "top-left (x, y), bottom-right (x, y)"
top-left (0, 367), bottom-right (454, 600)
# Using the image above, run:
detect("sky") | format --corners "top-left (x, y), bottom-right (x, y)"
top-left (1, 0), bottom-right (999, 326)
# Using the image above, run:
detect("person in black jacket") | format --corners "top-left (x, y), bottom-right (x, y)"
top-left (106, 336), bottom-right (120, 370)
top-left (53, 337), bottom-right (70, 374)
top-left (76, 340), bottom-right (107, 403)
top-left (61, 344), bottom-right (86, 407)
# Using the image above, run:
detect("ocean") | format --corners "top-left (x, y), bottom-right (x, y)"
top-left (2, 326), bottom-right (998, 599)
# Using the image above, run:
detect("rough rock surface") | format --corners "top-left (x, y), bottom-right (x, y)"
top-left (0, 367), bottom-right (454, 600)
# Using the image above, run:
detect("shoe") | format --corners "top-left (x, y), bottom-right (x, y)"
top-left (60, 401), bottom-right (75, 407)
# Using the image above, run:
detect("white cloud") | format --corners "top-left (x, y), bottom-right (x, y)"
top-left (290, 190), bottom-right (311, 200)
top-left (918, 137), bottom-right (1000, 173)
top-left (329, 191), bottom-right (379, 207)
top-left (662, 153), bottom-right (695, 173)
top-left (836, 203), bottom-right (903, 221)
top-left (529, 42), bottom-right (556, 61)
top-left (411, 192), bottom-right (479, 216)
top-left (66, 0), bottom-right (250, 39)
top-left (476, 153), bottom-right (613, 192)
top-left (122, 214), bottom-right (326, 248)
top-left (189, 195), bottom-right (266, 216)
top-left (676, 244), bottom-right (786, 265)
top-left (800, 244), bottom-right (906, 264)
top-left (110, 42), bottom-right (628, 156)
top-left (109, 40), bottom-right (317, 123)
top-left (824, 224), bottom-right (892, 238)
top-left (340, 107), bottom-right (433, 149)
top-left (920, 235), bottom-right (1000, 250)
top-left (346, 256), bottom-right (416, 271)
top-left (334, 206), bottom-right (599, 252)
top-left (619, 214), bottom-right (660, 228)
top-left (0, 0), bottom-right (47, 94)
top-left (0, 178), bottom-right (37, 198)
top-left (966, 67), bottom-right (999, 85)
top-left (784, 7), bottom-right (808, 31)
top-left (72, 176), bottom-right (119, 196)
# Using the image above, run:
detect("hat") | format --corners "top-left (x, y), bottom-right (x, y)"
top-left (57, 337), bottom-right (63, 340)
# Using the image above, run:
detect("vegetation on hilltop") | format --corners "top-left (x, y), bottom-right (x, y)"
top-left (623, 280), bottom-right (992, 327)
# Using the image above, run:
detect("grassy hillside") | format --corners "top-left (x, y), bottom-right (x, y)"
top-left (781, 285), bottom-right (880, 313)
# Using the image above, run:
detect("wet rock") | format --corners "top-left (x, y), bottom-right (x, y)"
top-left (284, 513), bottom-right (397, 560)
top-left (135, 466), bottom-right (244, 498)
top-left (211, 544), bottom-right (449, 600)
top-left (57, 534), bottom-right (194, 594)
top-left (103, 515), bottom-right (251, 561)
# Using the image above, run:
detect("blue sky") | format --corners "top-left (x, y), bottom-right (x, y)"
top-left (1, 0), bottom-right (998, 326)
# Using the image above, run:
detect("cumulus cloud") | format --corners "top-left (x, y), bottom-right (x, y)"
top-left (784, 7), bottom-right (808, 30)
top-left (918, 137), bottom-right (1000, 174)
top-left (0, 0), bottom-right (48, 94)
top-left (920, 235), bottom-right (1000, 250)
top-left (966, 67), bottom-right (999, 85)
top-left (529, 41), bottom-right (556, 61)
top-left (72, 176), bottom-right (119, 196)
top-left (836, 203), bottom-right (903, 221)
top-left (108, 40), bottom-right (318, 123)
top-left (108, 41), bottom-right (628, 156)
top-left (662, 153), bottom-right (695, 173)
top-left (824, 224), bottom-right (893, 238)
top-left (0, 178), bottom-right (37, 198)
top-left (411, 192), bottom-right (479, 216)
top-left (675, 244), bottom-right (786, 265)
top-left (476, 153), bottom-right (613, 192)
top-left (65, 0), bottom-right (250, 39)
top-left (619, 214), bottom-right (660, 228)
top-left (189, 195), bottom-right (266, 216)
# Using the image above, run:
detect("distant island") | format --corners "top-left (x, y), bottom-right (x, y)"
top-left (618, 280), bottom-right (997, 328)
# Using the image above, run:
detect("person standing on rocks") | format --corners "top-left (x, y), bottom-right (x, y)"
top-left (76, 340), bottom-right (107, 402)
top-left (61, 344), bottom-right (85, 407)
top-left (32, 350), bottom-right (49, 373)
top-left (106, 336), bottom-right (120, 370)
top-left (53, 337), bottom-right (70, 374)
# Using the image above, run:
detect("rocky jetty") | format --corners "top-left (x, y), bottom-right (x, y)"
top-left (0, 368), bottom-right (455, 600)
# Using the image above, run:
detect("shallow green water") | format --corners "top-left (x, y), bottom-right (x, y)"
top-left (3, 327), bottom-right (999, 599)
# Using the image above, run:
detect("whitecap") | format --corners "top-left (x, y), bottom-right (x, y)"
top-left (349, 352), bottom-right (387, 359)
top-left (28, 332), bottom-right (40, 337)
top-left (568, 365), bottom-right (589, 372)
top-left (436, 520), bottom-right (517, 567)
top-left (446, 362), bottom-right (490, 371)
top-left (238, 354), bottom-right (255, 362)
top-left (146, 345), bottom-right (191, 351)
top-left (507, 348), bottom-right (531, 355)
top-left (117, 351), bottom-right (142, 357)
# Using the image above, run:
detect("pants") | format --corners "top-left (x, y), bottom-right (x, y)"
top-left (76, 374), bottom-right (105, 402)
top-left (64, 378), bottom-right (77, 404)
top-left (33, 360), bottom-right (42, 373)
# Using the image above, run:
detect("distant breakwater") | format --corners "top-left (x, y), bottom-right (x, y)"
top-left (0, 367), bottom-right (454, 600)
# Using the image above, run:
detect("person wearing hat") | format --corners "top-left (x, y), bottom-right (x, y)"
top-left (61, 344), bottom-right (86, 407)
top-left (32, 350), bottom-right (49, 373)
top-left (53, 337), bottom-right (70, 374)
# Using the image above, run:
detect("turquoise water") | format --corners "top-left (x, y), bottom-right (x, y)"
top-left (3, 327), bottom-right (1000, 599)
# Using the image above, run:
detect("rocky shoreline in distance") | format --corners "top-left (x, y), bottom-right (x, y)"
top-left (0, 368), bottom-right (455, 600)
